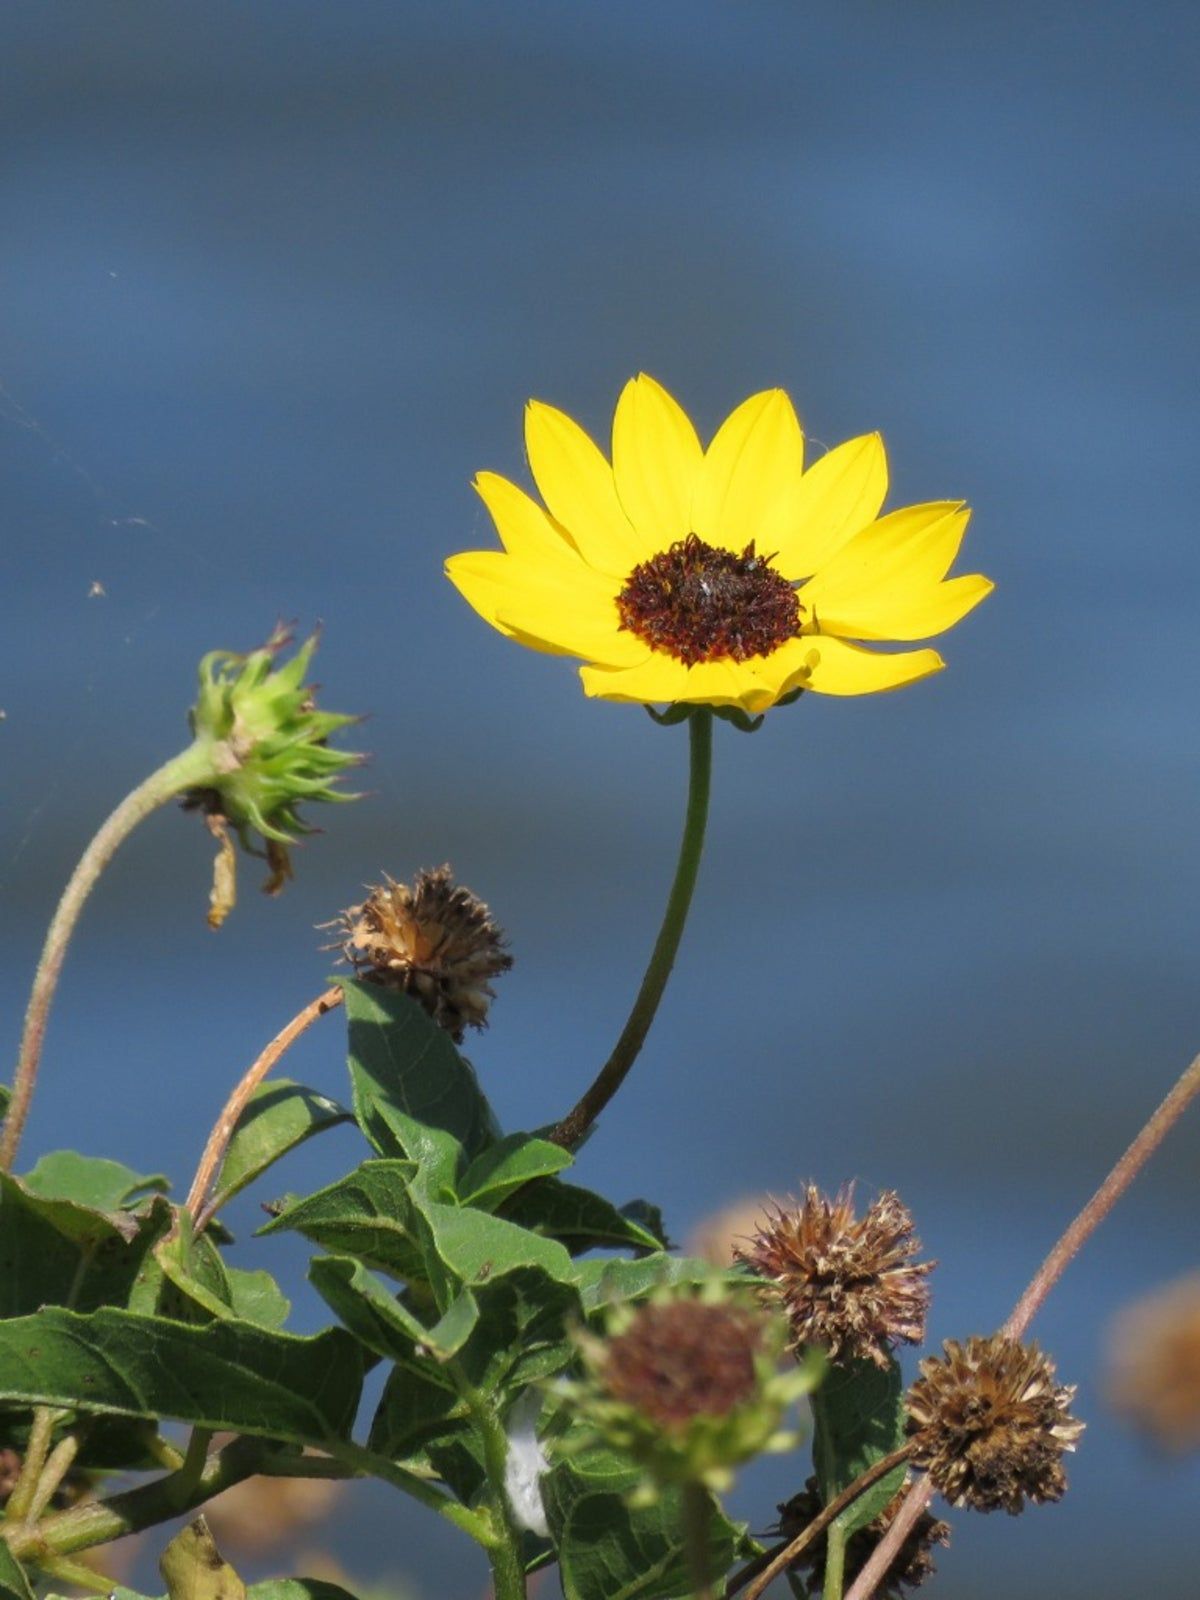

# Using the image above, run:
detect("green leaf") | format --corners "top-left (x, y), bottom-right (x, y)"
top-left (545, 1447), bottom-right (741, 1600)
top-left (811, 1355), bottom-right (908, 1542)
top-left (343, 980), bottom-right (498, 1173)
top-left (22, 1151), bottom-right (169, 1214)
top-left (160, 1519), bottom-right (245, 1600)
top-left (259, 1160), bottom-right (431, 1287)
top-left (0, 1543), bottom-right (35, 1600)
top-left (150, 1228), bottom-right (290, 1330)
top-left (458, 1133), bottom-right (573, 1209)
top-left (310, 1256), bottom-right (450, 1361)
top-left (224, 1267), bottom-right (291, 1329)
top-left (247, 1585), bottom-right (361, 1600)
top-left (0, 1085), bottom-right (10, 1121)
top-left (367, 1359), bottom-right (465, 1463)
top-left (503, 1179), bottom-right (663, 1255)
top-left (420, 1199), bottom-right (576, 1289)
top-left (572, 1253), bottom-right (717, 1312)
top-left (0, 1173), bottom-right (170, 1317)
top-left (0, 1308), bottom-right (363, 1446)
top-left (208, 1080), bottom-right (353, 1215)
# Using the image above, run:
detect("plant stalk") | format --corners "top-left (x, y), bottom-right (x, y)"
top-left (550, 708), bottom-right (713, 1149)
top-left (2, 743), bottom-right (215, 1172)
top-left (683, 1482), bottom-right (714, 1600)
top-left (187, 986), bottom-right (344, 1228)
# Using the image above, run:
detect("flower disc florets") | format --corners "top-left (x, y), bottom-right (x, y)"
top-left (330, 866), bottom-right (511, 1041)
top-left (737, 1186), bottom-right (933, 1367)
top-left (907, 1335), bottom-right (1084, 1514)
top-left (616, 534), bottom-right (804, 666)
top-left (777, 1476), bottom-right (950, 1597)
top-left (565, 1284), bottom-right (817, 1498)
top-left (186, 627), bottom-right (362, 858)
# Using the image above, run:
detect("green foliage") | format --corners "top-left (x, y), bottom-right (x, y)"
top-left (811, 1355), bottom-right (909, 1541)
top-left (0, 1543), bottom-right (34, 1600)
top-left (207, 1079), bottom-right (353, 1215)
top-left (544, 1446), bottom-right (742, 1600)
top-left (0, 1308), bottom-right (362, 1445)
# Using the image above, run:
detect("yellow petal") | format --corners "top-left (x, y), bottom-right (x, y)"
top-left (611, 374), bottom-right (704, 549)
top-left (445, 550), bottom-right (643, 667)
top-left (799, 502), bottom-right (970, 627)
top-left (473, 471), bottom-right (576, 563)
top-left (580, 653), bottom-right (778, 711)
top-left (824, 572), bottom-right (995, 642)
top-left (765, 433), bottom-right (889, 578)
top-left (525, 400), bottom-right (643, 574)
top-left (803, 636), bottom-right (944, 696)
top-left (691, 390), bottom-right (804, 552)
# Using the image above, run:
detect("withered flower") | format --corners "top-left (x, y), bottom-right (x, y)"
top-left (776, 1475), bottom-right (950, 1598)
top-left (737, 1186), bottom-right (933, 1367)
top-left (907, 1335), bottom-right (1084, 1515)
top-left (564, 1285), bottom-right (818, 1500)
top-left (331, 866), bottom-right (511, 1042)
top-left (1108, 1272), bottom-right (1200, 1453)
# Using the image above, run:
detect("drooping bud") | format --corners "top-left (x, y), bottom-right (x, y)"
top-left (906, 1334), bottom-right (1084, 1514)
top-left (183, 626), bottom-right (362, 915)
top-left (737, 1185), bottom-right (933, 1368)
top-left (329, 865), bottom-right (512, 1041)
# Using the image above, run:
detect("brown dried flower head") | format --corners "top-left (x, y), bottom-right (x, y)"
top-left (777, 1475), bottom-right (950, 1598)
top-left (736, 1185), bottom-right (934, 1367)
top-left (331, 865), bottom-right (512, 1041)
top-left (601, 1298), bottom-right (765, 1431)
top-left (907, 1334), bottom-right (1085, 1515)
top-left (1108, 1271), bottom-right (1200, 1453)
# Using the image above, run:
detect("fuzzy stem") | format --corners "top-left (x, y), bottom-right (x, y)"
top-left (730, 1443), bottom-right (915, 1600)
top-left (24, 1432), bottom-right (82, 1526)
top-left (823, 1520), bottom-right (847, 1600)
top-left (187, 986), bottom-right (344, 1228)
top-left (2, 743), bottom-right (216, 1172)
top-left (1004, 1050), bottom-right (1200, 1340)
top-left (4, 1409), bottom-right (58, 1524)
top-left (36, 1553), bottom-right (114, 1593)
top-left (454, 1381), bottom-right (527, 1600)
top-left (550, 708), bottom-right (713, 1149)
top-left (683, 1482), bottom-right (714, 1600)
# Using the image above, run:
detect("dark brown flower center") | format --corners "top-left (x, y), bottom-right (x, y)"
top-left (602, 1301), bottom-right (762, 1430)
top-left (616, 534), bottom-right (803, 666)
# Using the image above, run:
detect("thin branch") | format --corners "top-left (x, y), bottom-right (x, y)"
top-left (186, 986), bottom-right (343, 1228)
top-left (729, 1443), bottom-right (914, 1600)
top-left (1004, 1050), bottom-right (1200, 1340)
top-left (842, 1480), bottom-right (934, 1600)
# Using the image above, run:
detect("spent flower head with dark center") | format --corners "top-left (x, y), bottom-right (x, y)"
top-left (776, 1475), bottom-right (950, 1598)
top-left (564, 1283), bottom-right (818, 1500)
top-left (330, 865), bottom-right (512, 1042)
top-left (907, 1334), bottom-right (1084, 1515)
top-left (737, 1185), bottom-right (934, 1368)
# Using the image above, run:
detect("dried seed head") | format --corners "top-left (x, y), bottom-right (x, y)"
top-left (736, 1185), bottom-right (934, 1367)
top-left (776, 1475), bottom-right (950, 1597)
top-left (1108, 1272), bottom-right (1200, 1453)
top-left (601, 1299), bottom-right (764, 1431)
top-left (331, 866), bottom-right (512, 1041)
top-left (907, 1335), bottom-right (1085, 1514)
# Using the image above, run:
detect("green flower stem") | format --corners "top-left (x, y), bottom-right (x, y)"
top-left (25, 1431), bottom-right (82, 1526)
top-left (1, 743), bottom-right (216, 1173)
top-left (37, 1554), bottom-right (113, 1594)
top-left (683, 1483), bottom-right (714, 1600)
top-left (454, 1379), bottom-right (527, 1600)
top-left (550, 707), bottom-right (714, 1149)
top-left (823, 1521), bottom-right (847, 1600)
top-left (325, 1439), bottom-right (494, 1547)
top-left (4, 1408), bottom-right (58, 1524)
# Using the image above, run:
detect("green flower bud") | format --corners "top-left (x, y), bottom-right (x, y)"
top-left (561, 1281), bottom-right (821, 1502)
top-left (183, 626), bottom-right (363, 919)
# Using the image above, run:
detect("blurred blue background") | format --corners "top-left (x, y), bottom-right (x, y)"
top-left (2, 2), bottom-right (1199, 1595)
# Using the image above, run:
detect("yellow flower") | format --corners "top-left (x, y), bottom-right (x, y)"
top-left (446, 376), bottom-right (992, 712)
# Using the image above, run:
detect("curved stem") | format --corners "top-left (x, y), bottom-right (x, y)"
top-left (731, 1443), bottom-right (915, 1600)
top-left (550, 709), bottom-right (713, 1149)
top-left (683, 1482), bottom-right (714, 1600)
top-left (1004, 1050), bottom-right (1200, 1340)
top-left (2, 743), bottom-right (215, 1172)
top-left (187, 986), bottom-right (344, 1229)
